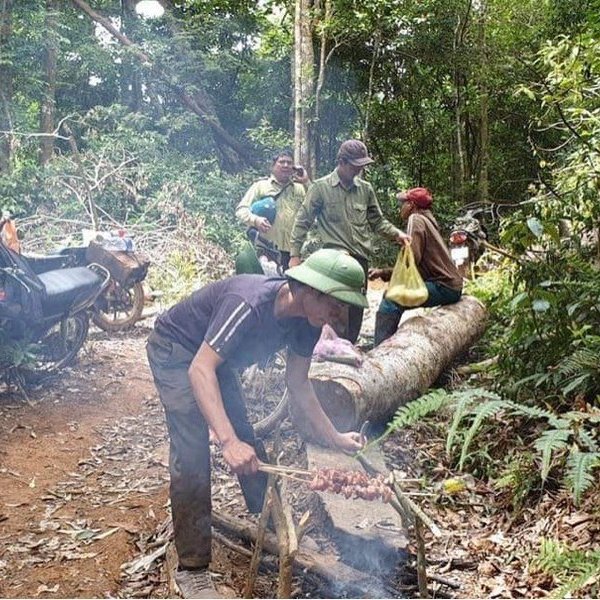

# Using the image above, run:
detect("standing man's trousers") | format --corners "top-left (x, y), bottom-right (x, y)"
top-left (346, 254), bottom-right (369, 344)
top-left (146, 330), bottom-right (267, 568)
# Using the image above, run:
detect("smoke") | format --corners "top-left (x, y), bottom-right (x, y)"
top-left (327, 536), bottom-right (409, 598)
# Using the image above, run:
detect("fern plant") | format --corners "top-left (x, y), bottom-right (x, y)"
top-left (383, 389), bottom-right (454, 433)
top-left (555, 334), bottom-right (600, 399)
top-left (532, 538), bottom-right (600, 598)
top-left (453, 396), bottom-right (599, 504)
top-left (382, 388), bottom-right (600, 505)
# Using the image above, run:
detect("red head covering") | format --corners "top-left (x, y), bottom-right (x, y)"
top-left (398, 187), bottom-right (433, 209)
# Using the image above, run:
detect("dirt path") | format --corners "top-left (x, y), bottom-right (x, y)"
top-left (0, 325), bottom-right (171, 599)
top-left (2, 302), bottom-right (595, 599)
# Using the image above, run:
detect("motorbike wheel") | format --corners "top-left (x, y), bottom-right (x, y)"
top-left (253, 388), bottom-right (289, 437)
top-left (92, 281), bottom-right (144, 332)
top-left (22, 312), bottom-right (90, 381)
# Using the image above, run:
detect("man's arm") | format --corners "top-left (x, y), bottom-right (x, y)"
top-left (286, 351), bottom-right (363, 452)
top-left (365, 186), bottom-right (410, 245)
top-left (235, 182), bottom-right (271, 233)
top-left (288, 184), bottom-right (323, 264)
top-left (368, 267), bottom-right (393, 281)
top-left (188, 342), bottom-right (258, 475)
top-left (407, 214), bottom-right (425, 264)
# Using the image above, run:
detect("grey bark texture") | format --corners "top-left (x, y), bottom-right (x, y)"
top-left (291, 295), bottom-right (487, 433)
top-left (0, 0), bottom-right (13, 175)
top-left (39, 0), bottom-right (57, 166)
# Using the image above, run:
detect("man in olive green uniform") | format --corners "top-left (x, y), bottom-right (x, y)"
top-left (289, 139), bottom-right (410, 343)
top-left (236, 149), bottom-right (308, 271)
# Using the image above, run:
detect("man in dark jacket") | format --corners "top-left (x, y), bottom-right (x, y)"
top-left (146, 249), bottom-right (366, 598)
top-left (370, 187), bottom-right (463, 345)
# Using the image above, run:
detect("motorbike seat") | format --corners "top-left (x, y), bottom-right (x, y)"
top-left (38, 267), bottom-right (102, 318)
top-left (24, 253), bottom-right (73, 274)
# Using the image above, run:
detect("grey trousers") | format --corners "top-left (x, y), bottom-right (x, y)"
top-left (146, 330), bottom-right (267, 568)
top-left (347, 254), bottom-right (369, 344)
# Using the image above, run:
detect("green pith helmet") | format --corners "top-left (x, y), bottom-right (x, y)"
top-left (235, 241), bottom-right (263, 275)
top-left (286, 249), bottom-right (368, 308)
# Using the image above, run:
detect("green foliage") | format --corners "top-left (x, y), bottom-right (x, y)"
top-left (533, 428), bottom-right (570, 481)
top-left (0, 329), bottom-right (40, 376)
top-left (149, 250), bottom-right (202, 306)
top-left (464, 263), bottom-right (513, 313)
top-left (0, 332), bottom-right (35, 370)
top-left (385, 388), bottom-right (600, 505)
top-left (532, 538), bottom-right (600, 599)
top-left (565, 451), bottom-right (600, 506)
top-left (555, 335), bottom-right (600, 400)
top-left (385, 389), bottom-right (453, 432)
top-left (497, 34), bottom-right (600, 405)
top-left (246, 119), bottom-right (293, 162)
top-left (450, 393), bottom-right (599, 504)
top-left (494, 451), bottom-right (538, 511)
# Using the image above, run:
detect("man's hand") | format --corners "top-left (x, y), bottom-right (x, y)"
top-left (222, 438), bottom-right (259, 475)
top-left (395, 230), bottom-right (411, 246)
top-left (333, 431), bottom-right (365, 453)
top-left (288, 256), bottom-right (302, 268)
top-left (292, 165), bottom-right (310, 186)
top-left (255, 217), bottom-right (272, 234)
top-left (368, 267), bottom-right (392, 281)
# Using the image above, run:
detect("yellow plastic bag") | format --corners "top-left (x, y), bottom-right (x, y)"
top-left (385, 245), bottom-right (428, 307)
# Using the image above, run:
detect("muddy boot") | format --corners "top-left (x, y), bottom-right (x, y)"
top-left (175, 567), bottom-right (223, 599)
top-left (374, 312), bottom-right (401, 346)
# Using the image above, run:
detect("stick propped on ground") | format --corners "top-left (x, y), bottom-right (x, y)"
top-left (292, 295), bottom-right (487, 433)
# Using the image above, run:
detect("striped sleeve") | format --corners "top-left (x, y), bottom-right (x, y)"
top-left (204, 296), bottom-right (255, 359)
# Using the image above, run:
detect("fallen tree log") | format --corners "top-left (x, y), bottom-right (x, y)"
top-left (292, 295), bottom-right (487, 433)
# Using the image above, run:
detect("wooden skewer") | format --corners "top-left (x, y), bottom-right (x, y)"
top-left (257, 462), bottom-right (312, 477)
top-left (256, 469), bottom-right (312, 485)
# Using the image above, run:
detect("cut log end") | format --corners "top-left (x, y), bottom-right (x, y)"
top-left (289, 377), bottom-right (357, 436)
top-left (311, 378), bottom-right (357, 432)
top-left (295, 296), bottom-right (488, 435)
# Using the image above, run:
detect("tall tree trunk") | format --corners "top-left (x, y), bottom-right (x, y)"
top-left (362, 36), bottom-right (379, 141)
top-left (121, 0), bottom-right (142, 111)
top-left (313, 0), bottom-right (330, 178)
top-left (294, 0), bottom-right (314, 177)
top-left (452, 6), bottom-right (471, 204)
top-left (39, 0), bottom-right (57, 166)
top-left (478, 1), bottom-right (490, 205)
top-left (0, 0), bottom-right (13, 175)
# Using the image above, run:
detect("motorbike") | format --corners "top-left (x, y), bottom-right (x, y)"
top-left (0, 223), bottom-right (110, 385)
top-left (56, 234), bottom-right (150, 332)
top-left (448, 211), bottom-right (488, 278)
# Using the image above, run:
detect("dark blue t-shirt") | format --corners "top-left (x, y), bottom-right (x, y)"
top-left (155, 274), bottom-right (321, 369)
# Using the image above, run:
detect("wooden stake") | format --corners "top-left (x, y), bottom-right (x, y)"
top-left (415, 517), bottom-right (429, 598)
top-left (243, 475), bottom-right (274, 598)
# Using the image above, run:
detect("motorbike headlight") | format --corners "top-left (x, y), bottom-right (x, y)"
top-left (450, 231), bottom-right (468, 244)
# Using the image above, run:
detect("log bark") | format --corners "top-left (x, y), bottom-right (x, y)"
top-left (294, 295), bottom-right (487, 433)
